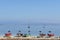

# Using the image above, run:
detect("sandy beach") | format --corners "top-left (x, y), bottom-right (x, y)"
top-left (0, 37), bottom-right (60, 40)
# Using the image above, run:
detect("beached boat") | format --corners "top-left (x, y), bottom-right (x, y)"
top-left (4, 30), bottom-right (12, 38)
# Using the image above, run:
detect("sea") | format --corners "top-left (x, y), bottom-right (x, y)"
top-left (0, 23), bottom-right (60, 36)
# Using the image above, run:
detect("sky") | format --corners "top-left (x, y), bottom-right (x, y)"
top-left (0, 0), bottom-right (60, 23)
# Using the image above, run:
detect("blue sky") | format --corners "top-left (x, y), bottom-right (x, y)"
top-left (0, 0), bottom-right (60, 23)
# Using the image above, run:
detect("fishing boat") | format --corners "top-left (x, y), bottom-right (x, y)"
top-left (47, 31), bottom-right (54, 38)
top-left (4, 30), bottom-right (12, 38)
top-left (16, 31), bottom-right (23, 37)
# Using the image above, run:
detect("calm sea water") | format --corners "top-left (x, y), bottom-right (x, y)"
top-left (0, 23), bottom-right (60, 36)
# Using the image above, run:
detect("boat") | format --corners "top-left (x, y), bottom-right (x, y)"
top-left (16, 31), bottom-right (23, 37)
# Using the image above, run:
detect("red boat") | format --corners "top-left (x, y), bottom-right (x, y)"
top-left (5, 31), bottom-right (12, 37)
top-left (48, 33), bottom-right (54, 37)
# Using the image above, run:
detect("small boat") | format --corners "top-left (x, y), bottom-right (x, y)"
top-left (5, 30), bottom-right (12, 37)
top-left (48, 33), bottom-right (54, 37)
top-left (16, 31), bottom-right (23, 37)
top-left (40, 33), bottom-right (46, 37)
top-left (39, 31), bottom-right (46, 37)
top-left (48, 31), bottom-right (54, 37)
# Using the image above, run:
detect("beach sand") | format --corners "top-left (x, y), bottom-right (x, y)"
top-left (0, 37), bottom-right (60, 40)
